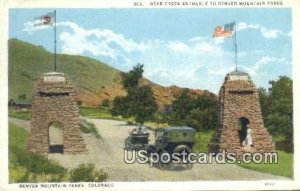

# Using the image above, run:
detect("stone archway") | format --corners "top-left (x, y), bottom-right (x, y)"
top-left (26, 72), bottom-right (86, 155)
top-left (209, 70), bottom-right (274, 156)
top-left (48, 121), bottom-right (64, 153)
top-left (237, 117), bottom-right (249, 145)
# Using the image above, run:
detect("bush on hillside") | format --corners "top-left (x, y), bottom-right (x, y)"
top-left (69, 164), bottom-right (107, 182)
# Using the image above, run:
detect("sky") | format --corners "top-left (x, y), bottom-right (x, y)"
top-left (9, 8), bottom-right (292, 93)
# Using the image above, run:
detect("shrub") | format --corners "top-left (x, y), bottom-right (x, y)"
top-left (100, 99), bottom-right (110, 107)
top-left (80, 120), bottom-right (91, 133)
top-left (9, 164), bottom-right (28, 182)
top-left (77, 100), bottom-right (83, 106)
top-left (18, 93), bottom-right (27, 100)
top-left (12, 146), bottom-right (67, 175)
top-left (9, 110), bottom-right (32, 120)
top-left (69, 164), bottom-right (107, 182)
top-left (9, 123), bottom-right (67, 183)
top-left (80, 119), bottom-right (101, 138)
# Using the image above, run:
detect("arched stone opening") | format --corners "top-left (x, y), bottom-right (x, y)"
top-left (238, 117), bottom-right (249, 146)
top-left (209, 70), bottom-right (274, 155)
top-left (48, 122), bottom-right (64, 153)
top-left (26, 72), bottom-right (86, 154)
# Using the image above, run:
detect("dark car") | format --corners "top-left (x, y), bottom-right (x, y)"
top-left (124, 126), bottom-right (150, 150)
top-left (147, 126), bottom-right (196, 169)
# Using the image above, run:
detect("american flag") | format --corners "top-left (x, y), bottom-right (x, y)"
top-left (213, 22), bottom-right (235, 38)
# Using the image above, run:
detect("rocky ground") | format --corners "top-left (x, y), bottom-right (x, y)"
top-left (9, 117), bottom-right (289, 181)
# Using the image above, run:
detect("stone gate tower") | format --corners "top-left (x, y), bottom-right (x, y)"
top-left (26, 72), bottom-right (86, 154)
top-left (209, 70), bottom-right (274, 156)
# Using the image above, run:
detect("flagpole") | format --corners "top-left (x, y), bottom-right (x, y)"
top-left (234, 22), bottom-right (237, 72)
top-left (54, 10), bottom-right (57, 71)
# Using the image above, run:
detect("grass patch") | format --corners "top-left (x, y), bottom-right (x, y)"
top-left (192, 130), bottom-right (293, 178)
top-left (9, 123), bottom-right (67, 182)
top-left (80, 106), bottom-right (121, 120)
top-left (9, 123), bottom-right (108, 182)
top-left (193, 131), bottom-right (214, 152)
top-left (143, 121), bottom-right (169, 129)
top-left (69, 164), bottom-right (107, 182)
top-left (9, 110), bottom-right (31, 120)
top-left (9, 107), bottom-right (119, 121)
top-left (80, 119), bottom-right (101, 138)
top-left (238, 150), bottom-right (293, 178)
top-left (273, 135), bottom-right (293, 153)
top-left (9, 107), bottom-right (117, 121)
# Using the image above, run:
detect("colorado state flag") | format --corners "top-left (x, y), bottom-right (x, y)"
top-left (33, 12), bottom-right (55, 26)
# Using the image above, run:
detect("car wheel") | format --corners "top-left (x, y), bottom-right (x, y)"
top-left (173, 145), bottom-right (193, 169)
top-left (124, 137), bottom-right (131, 150)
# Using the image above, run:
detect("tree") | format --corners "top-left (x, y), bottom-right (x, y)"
top-left (172, 89), bottom-right (193, 120)
top-left (170, 89), bottom-right (218, 131)
top-left (131, 86), bottom-right (158, 124)
top-left (185, 93), bottom-right (217, 131)
top-left (258, 76), bottom-right (293, 150)
top-left (257, 87), bottom-right (271, 119)
top-left (267, 76), bottom-right (293, 144)
top-left (18, 93), bottom-right (27, 100)
top-left (122, 63), bottom-right (144, 93)
top-left (111, 64), bottom-right (157, 124)
top-left (111, 96), bottom-right (131, 117)
top-left (193, 94), bottom-right (217, 130)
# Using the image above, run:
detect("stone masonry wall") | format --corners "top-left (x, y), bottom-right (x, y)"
top-left (26, 73), bottom-right (87, 155)
top-left (209, 75), bottom-right (274, 156)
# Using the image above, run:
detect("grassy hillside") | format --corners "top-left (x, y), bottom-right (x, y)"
top-left (9, 39), bottom-right (121, 106)
top-left (9, 39), bottom-right (214, 108)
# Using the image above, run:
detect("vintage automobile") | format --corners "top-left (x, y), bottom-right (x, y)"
top-left (147, 126), bottom-right (196, 169)
top-left (124, 126), bottom-right (150, 150)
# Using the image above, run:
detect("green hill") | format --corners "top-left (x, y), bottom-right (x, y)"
top-left (9, 39), bottom-right (122, 106)
top-left (9, 39), bottom-right (214, 108)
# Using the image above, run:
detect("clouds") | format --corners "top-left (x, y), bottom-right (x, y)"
top-left (55, 22), bottom-right (234, 92)
top-left (237, 22), bottom-right (291, 39)
top-left (139, 40), bottom-right (228, 91)
top-left (58, 21), bottom-right (147, 53)
top-left (167, 41), bottom-right (190, 52)
top-left (23, 20), bottom-right (148, 59)
top-left (23, 21), bottom-right (52, 33)
top-left (241, 56), bottom-right (287, 76)
top-left (22, 20), bottom-right (291, 93)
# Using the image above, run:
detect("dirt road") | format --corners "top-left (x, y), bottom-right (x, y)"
top-left (9, 117), bottom-right (288, 181)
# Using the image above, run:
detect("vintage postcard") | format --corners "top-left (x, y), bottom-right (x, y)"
top-left (0, 0), bottom-right (299, 190)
